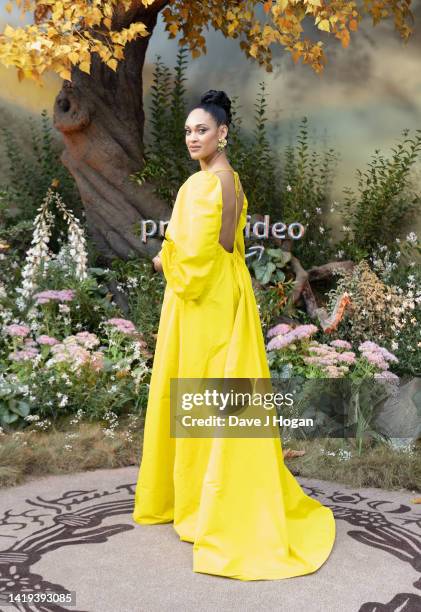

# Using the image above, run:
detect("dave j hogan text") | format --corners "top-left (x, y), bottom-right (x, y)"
top-left (181, 415), bottom-right (314, 428)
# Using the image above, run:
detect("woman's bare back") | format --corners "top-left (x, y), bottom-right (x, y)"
top-left (212, 169), bottom-right (244, 254)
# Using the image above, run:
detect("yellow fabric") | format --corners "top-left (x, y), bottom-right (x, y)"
top-left (132, 169), bottom-right (336, 580)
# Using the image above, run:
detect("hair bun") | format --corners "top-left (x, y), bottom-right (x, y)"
top-left (200, 89), bottom-right (232, 125)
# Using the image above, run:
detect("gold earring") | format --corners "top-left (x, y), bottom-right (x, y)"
top-left (217, 137), bottom-right (227, 152)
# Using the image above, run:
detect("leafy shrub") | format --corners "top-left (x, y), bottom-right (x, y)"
top-left (335, 129), bottom-right (421, 260)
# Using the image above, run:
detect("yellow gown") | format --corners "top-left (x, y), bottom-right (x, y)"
top-left (132, 169), bottom-right (336, 580)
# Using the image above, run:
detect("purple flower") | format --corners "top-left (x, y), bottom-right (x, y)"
top-left (377, 346), bottom-right (399, 363)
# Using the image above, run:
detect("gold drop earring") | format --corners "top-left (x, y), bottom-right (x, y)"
top-left (217, 137), bottom-right (227, 152)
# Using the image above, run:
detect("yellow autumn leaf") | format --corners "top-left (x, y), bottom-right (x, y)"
top-left (3, 24), bottom-right (15, 38)
top-left (114, 46), bottom-right (124, 60)
top-left (58, 67), bottom-right (72, 80)
top-left (5, 2), bottom-right (13, 13)
top-left (79, 60), bottom-right (90, 73)
top-left (107, 58), bottom-right (117, 71)
top-left (318, 19), bottom-right (330, 32)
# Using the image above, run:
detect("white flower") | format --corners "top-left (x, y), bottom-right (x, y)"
top-left (286, 184), bottom-right (292, 192)
top-left (319, 226), bottom-right (325, 234)
top-left (406, 232), bottom-right (418, 244)
top-left (316, 207), bottom-right (322, 214)
top-left (342, 225), bottom-right (351, 232)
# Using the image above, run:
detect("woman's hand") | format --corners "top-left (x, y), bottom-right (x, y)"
top-left (152, 253), bottom-right (163, 273)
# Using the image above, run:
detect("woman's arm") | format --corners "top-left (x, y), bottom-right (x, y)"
top-left (159, 172), bottom-right (222, 301)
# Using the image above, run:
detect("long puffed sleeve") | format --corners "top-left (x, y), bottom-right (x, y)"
top-left (159, 171), bottom-right (222, 301)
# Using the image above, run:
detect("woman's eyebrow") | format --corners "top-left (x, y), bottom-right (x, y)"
top-left (184, 123), bottom-right (209, 128)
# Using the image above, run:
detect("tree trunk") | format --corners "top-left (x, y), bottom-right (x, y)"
top-left (53, 4), bottom-right (170, 261)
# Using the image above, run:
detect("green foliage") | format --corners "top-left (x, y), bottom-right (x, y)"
top-left (131, 48), bottom-right (196, 203)
top-left (336, 128), bottom-right (421, 259)
top-left (107, 258), bottom-right (165, 348)
top-left (0, 378), bottom-right (31, 428)
top-left (279, 116), bottom-right (339, 268)
top-left (0, 109), bottom-right (84, 254)
top-left (250, 246), bottom-right (291, 285)
top-left (234, 81), bottom-right (280, 216)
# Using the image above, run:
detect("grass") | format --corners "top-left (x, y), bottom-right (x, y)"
top-left (282, 437), bottom-right (421, 492)
top-left (0, 417), bottom-right (144, 488)
top-left (0, 420), bottom-right (419, 492)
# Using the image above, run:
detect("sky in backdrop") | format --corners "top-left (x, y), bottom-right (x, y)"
top-left (0, 1), bottom-right (420, 214)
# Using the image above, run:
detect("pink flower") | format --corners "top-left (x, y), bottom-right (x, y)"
top-left (324, 365), bottom-right (346, 378)
top-left (315, 355), bottom-right (339, 365)
top-left (33, 289), bottom-right (75, 304)
top-left (105, 318), bottom-right (137, 335)
top-left (377, 346), bottom-right (399, 363)
top-left (267, 334), bottom-right (293, 350)
top-left (36, 335), bottom-right (59, 346)
top-left (358, 340), bottom-right (381, 352)
top-left (74, 331), bottom-right (100, 349)
top-left (362, 350), bottom-right (389, 371)
top-left (267, 323), bottom-right (291, 338)
top-left (336, 352), bottom-right (356, 364)
top-left (308, 345), bottom-right (335, 355)
top-left (374, 371), bottom-right (400, 384)
top-left (4, 324), bottom-right (30, 337)
top-left (267, 324), bottom-right (318, 351)
top-left (289, 324), bottom-right (319, 340)
top-left (9, 348), bottom-right (39, 361)
top-left (302, 356), bottom-right (320, 364)
top-left (329, 339), bottom-right (352, 349)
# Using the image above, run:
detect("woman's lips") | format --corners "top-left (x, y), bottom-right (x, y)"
top-left (189, 146), bottom-right (200, 150)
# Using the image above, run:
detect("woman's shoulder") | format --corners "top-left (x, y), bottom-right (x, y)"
top-left (179, 170), bottom-right (222, 195)
top-left (184, 170), bottom-right (221, 185)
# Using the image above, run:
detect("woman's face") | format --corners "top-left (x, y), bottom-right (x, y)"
top-left (185, 108), bottom-right (227, 160)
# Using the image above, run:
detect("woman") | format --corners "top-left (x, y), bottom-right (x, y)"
top-left (132, 90), bottom-right (336, 580)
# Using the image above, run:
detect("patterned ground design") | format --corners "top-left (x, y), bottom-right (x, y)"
top-left (0, 469), bottom-right (420, 612)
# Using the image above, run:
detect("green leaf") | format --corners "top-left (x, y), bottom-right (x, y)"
top-left (261, 262), bottom-right (276, 284)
